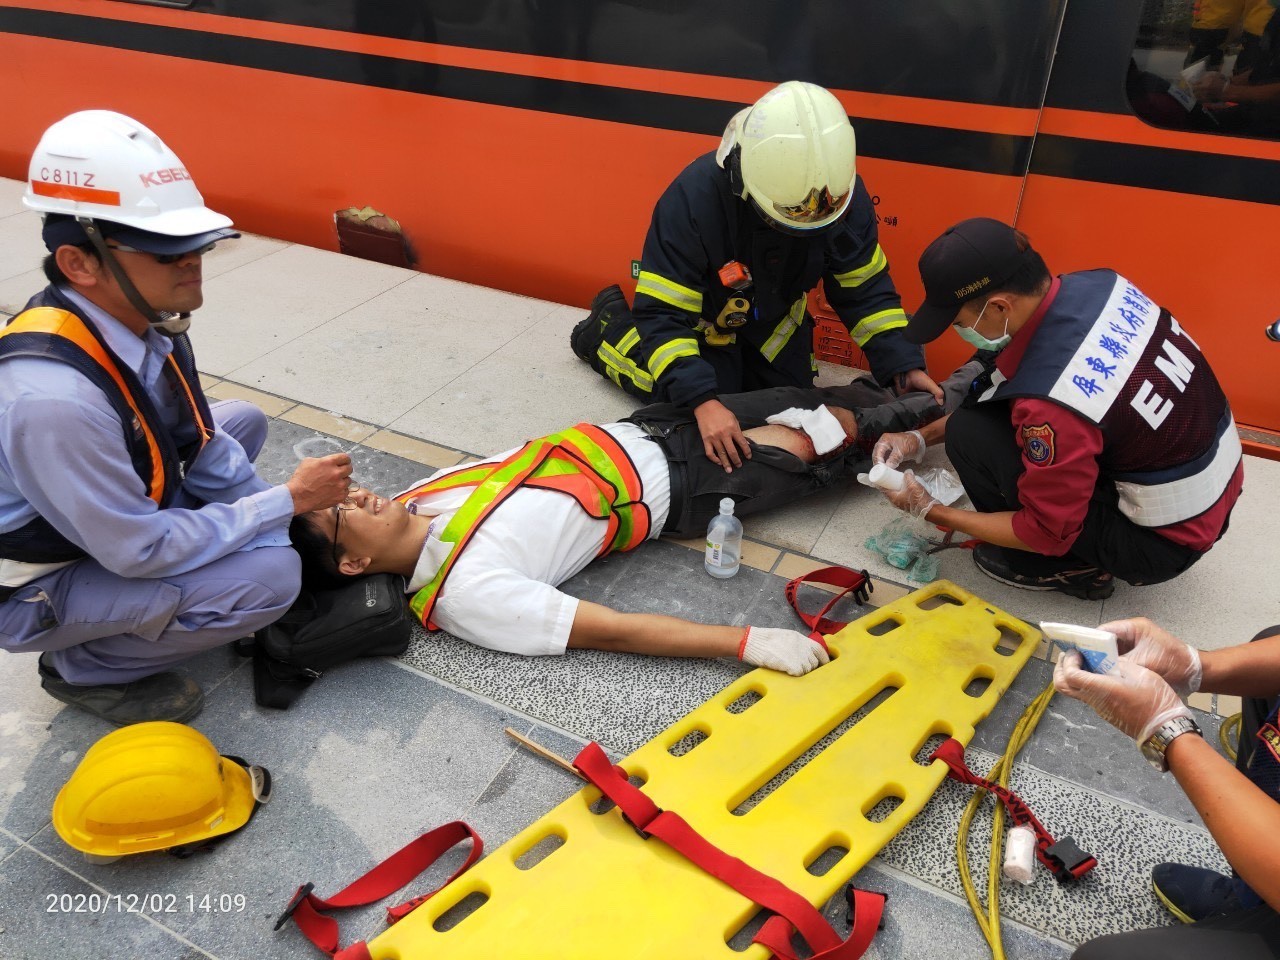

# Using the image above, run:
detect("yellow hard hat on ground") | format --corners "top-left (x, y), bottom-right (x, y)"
top-left (52, 722), bottom-right (270, 858)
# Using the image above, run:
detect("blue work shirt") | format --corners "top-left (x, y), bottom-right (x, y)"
top-left (0, 287), bottom-right (294, 581)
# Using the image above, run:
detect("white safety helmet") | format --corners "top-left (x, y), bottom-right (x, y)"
top-left (25, 109), bottom-right (236, 253)
top-left (24, 110), bottom-right (238, 334)
top-left (716, 81), bottom-right (857, 235)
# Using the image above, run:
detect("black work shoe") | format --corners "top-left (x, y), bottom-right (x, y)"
top-left (38, 656), bottom-right (204, 725)
top-left (972, 543), bottom-right (1115, 600)
top-left (570, 284), bottom-right (626, 361)
top-left (1152, 863), bottom-right (1242, 923)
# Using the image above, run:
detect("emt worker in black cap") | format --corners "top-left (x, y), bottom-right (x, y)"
top-left (0, 111), bottom-right (352, 724)
top-left (868, 218), bottom-right (1242, 600)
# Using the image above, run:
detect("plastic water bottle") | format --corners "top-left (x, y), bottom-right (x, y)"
top-left (705, 498), bottom-right (742, 579)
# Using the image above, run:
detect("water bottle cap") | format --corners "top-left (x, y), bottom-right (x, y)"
top-left (719, 498), bottom-right (734, 515)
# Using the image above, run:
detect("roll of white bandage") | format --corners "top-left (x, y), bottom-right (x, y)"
top-left (868, 463), bottom-right (906, 491)
top-left (1002, 824), bottom-right (1037, 885)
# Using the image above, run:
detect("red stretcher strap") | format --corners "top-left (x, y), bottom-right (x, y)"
top-left (784, 566), bottom-right (874, 641)
top-left (276, 820), bottom-right (483, 958)
top-left (930, 738), bottom-right (1097, 882)
top-left (574, 742), bottom-right (885, 960)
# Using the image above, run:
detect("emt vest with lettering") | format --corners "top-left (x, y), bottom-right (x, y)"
top-left (396, 427), bottom-right (650, 632)
top-left (978, 270), bottom-right (1240, 532)
top-left (398, 424), bottom-right (650, 630)
top-left (0, 286), bottom-right (214, 564)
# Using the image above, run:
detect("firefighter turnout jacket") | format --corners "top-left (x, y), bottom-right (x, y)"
top-left (622, 153), bottom-right (924, 408)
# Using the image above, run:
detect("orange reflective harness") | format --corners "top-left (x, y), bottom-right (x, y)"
top-left (0, 306), bottom-right (213, 506)
top-left (398, 423), bottom-right (650, 629)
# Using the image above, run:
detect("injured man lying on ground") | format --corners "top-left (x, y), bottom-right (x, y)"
top-left (288, 363), bottom-right (979, 677)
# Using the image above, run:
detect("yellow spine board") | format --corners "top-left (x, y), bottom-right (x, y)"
top-left (368, 581), bottom-right (1038, 959)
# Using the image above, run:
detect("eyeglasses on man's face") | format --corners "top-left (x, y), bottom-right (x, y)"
top-left (105, 241), bottom-right (217, 265)
top-left (330, 482), bottom-right (361, 569)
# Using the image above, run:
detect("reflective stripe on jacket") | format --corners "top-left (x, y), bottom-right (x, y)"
top-left (979, 270), bottom-right (1239, 530)
top-left (630, 153), bottom-right (922, 407)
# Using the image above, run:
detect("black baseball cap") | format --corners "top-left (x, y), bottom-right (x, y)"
top-left (904, 217), bottom-right (1026, 344)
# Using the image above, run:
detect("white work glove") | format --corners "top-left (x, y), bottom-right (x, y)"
top-left (1102, 617), bottom-right (1203, 699)
top-left (883, 470), bottom-right (940, 520)
top-left (1054, 650), bottom-right (1191, 743)
top-left (739, 627), bottom-right (830, 677)
top-left (765, 406), bottom-right (848, 456)
top-left (872, 430), bottom-right (925, 469)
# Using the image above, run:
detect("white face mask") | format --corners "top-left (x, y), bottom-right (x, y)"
top-left (954, 299), bottom-right (1011, 351)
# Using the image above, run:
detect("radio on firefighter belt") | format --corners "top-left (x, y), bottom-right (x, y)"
top-left (704, 260), bottom-right (754, 346)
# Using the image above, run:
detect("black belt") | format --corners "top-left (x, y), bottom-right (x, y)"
top-left (662, 454), bottom-right (688, 535)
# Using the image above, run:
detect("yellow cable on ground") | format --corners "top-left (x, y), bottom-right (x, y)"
top-left (955, 679), bottom-right (1058, 960)
top-left (1220, 712), bottom-right (1241, 762)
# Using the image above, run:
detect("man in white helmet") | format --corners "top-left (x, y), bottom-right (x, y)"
top-left (0, 111), bottom-right (352, 725)
top-left (572, 81), bottom-right (944, 471)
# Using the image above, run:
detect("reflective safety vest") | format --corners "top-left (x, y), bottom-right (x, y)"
top-left (399, 423), bottom-right (650, 630)
top-left (0, 296), bottom-right (214, 563)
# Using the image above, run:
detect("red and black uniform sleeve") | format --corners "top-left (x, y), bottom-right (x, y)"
top-left (1008, 397), bottom-right (1104, 556)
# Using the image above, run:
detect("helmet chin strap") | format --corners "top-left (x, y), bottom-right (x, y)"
top-left (76, 217), bottom-right (192, 336)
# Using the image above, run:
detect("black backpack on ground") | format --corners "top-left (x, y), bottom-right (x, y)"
top-left (239, 573), bottom-right (412, 709)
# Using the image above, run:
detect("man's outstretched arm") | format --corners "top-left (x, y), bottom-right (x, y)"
top-left (568, 600), bottom-right (827, 676)
top-left (1166, 731), bottom-right (1280, 910)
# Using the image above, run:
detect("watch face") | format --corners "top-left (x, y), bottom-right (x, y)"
top-left (1141, 717), bottom-right (1201, 771)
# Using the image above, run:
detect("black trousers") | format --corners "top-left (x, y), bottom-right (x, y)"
top-left (945, 400), bottom-right (1202, 586)
top-left (627, 362), bottom-right (980, 539)
top-left (1072, 625), bottom-right (1280, 960)
top-left (1073, 907), bottom-right (1280, 960)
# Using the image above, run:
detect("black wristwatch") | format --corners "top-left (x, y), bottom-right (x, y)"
top-left (1140, 716), bottom-right (1202, 772)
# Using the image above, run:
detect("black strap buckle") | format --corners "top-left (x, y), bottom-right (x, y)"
top-left (621, 810), bottom-right (657, 841)
top-left (853, 569), bottom-right (873, 606)
top-left (1043, 837), bottom-right (1097, 882)
top-left (619, 802), bottom-right (664, 841)
top-left (273, 882), bottom-right (315, 931)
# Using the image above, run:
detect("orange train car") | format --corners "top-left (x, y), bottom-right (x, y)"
top-left (0, 0), bottom-right (1275, 453)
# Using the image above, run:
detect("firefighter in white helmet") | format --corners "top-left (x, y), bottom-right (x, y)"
top-left (0, 110), bottom-right (352, 724)
top-left (572, 81), bottom-right (944, 471)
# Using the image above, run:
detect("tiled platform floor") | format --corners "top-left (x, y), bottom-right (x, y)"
top-left (0, 177), bottom-right (1274, 959)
